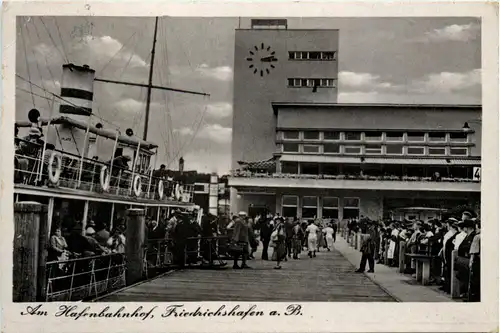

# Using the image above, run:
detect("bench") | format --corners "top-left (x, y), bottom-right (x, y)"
top-left (406, 253), bottom-right (438, 285)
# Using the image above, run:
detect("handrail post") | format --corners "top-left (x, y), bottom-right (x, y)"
top-left (147, 148), bottom-right (157, 199)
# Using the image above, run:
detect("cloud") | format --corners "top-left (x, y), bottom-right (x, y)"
top-left (174, 127), bottom-right (194, 136)
top-left (419, 23), bottom-right (480, 42)
top-left (338, 71), bottom-right (396, 91)
top-left (338, 91), bottom-right (381, 103)
top-left (195, 63), bottom-right (233, 81)
top-left (206, 102), bottom-right (233, 118)
top-left (411, 69), bottom-right (481, 93)
top-left (183, 150), bottom-right (231, 175)
top-left (175, 123), bottom-right (232, 144)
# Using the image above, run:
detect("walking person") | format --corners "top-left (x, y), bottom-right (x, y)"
top-left (231, 213), bottom-right (252, 269)
top-left (292, 220), bottom-right (304, 259)
top-left (260, 217), bottom-right (273, 260)
top-left (284, 217), bottom-right (295, 261)
top-left (305, 220), bottom-right (319, 258)
top-left (331, 220), bottom-right (338, 243)
top-left (323, 223), bottom-right (335, 251)
top-left (271, 217), bottom-right (286, 269)
top-left (355, 225), bottom-right (377, 273)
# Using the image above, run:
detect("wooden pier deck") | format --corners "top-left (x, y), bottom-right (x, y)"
top-left (99, 247), bottom-right (395, 302)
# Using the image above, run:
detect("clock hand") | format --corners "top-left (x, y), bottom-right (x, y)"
top-left (261, 56), bottom-right (278, 62)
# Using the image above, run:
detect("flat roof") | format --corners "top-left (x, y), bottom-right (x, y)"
top-left (272, 102), bottom-right (482, 112)
top-left (236, 29), bottom-right (340, 31)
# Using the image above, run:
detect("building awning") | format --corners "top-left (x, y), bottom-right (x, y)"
top-left (364, 157), bottom-right (481, 166)
top-left (237, 158), bottom-right (276, 171)
top-left (280, 154), bottom-right (361, 164)
top-left (393, 207), bottom-right (448, 212)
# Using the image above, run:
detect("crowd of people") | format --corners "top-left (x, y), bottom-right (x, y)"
top-left (347, 210), bottom-right (481, 302)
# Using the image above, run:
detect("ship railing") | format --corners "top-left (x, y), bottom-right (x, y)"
top-left (14, 139), bottom-right (195, 202)
top-left (142, 238), bottom-right (175, 278)
top-left (184, 235), bottom-right (233, 266)
top-left (45, 252), bottom-right (126, 302)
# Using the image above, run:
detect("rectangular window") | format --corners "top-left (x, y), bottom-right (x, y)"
top-left (287, 78), bottom-right (294, 87)
top-left (324, 131), bottom-right (340, 140)
top-left (303, 145), bottom-right (320, 153)
top-left (283, 131), bottom-right (299, 140)
top-left (450, 147), bottom-right (468, 156)
top-left (343, 197), bottom-right (360, 219)
top-left (303, 131), bottom-right (320, 140)
top-left (301, 52), bottom-right (309, 59)
top-left (386, 132), bottom-right (404, 141)
top-left (365, 144), bottom-right (382, 154)
top-left (450, 132), bottom-right (468, 143)
top-left (428, 132), bottom-right (446, 142)
top-left (386, 145), bottom-right (404, 155)
top-left (309, 51), bottom-right (321, 60)
top-left (294, 78), bottom-right (302, 86)
top-left (344, 146), bottom-right (362, 154)
top-left (322, 197), bottom-right (339, 219)
top-left (345, 131), bottom-right (361, 141)
top-left (283, 143), bottom-right (299, 152)
top-left (322, 52), bottom-right (336, 60)
top-left (282, 195), bottom-right (298, 218)
top-left (324, 143), bottom-right (340, 154)
top-left (364, 131), bottom-right (382, 141)
top-left (281, 162), bottom-right (299, 174)
top-left (288, 52), bottom-right (296, 60)
top-left (428, 147), bottom-right (446, 155)
top-left (407, 132), bottom-right (425, 142)
top-left (407, 146), bottom-right (425, 155)
top-left (302, 196), bottom-right (318, 219)
top-left (289, 51), bottom-right (336, 61)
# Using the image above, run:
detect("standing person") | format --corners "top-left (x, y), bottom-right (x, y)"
top-left (305, 220), bottom-right (319, 258)
top-left (355, 225), bottom-right (377, 273)
top-left (454, 219), bottom-right (477, 298)
top-left (322, 223), bottom-right (335, 251)
top-left (387, 223), bottom-right (399, 266)
top-left (260, 217), bottom-right (273, 260)
top-left (468, 220), bottom-right (481, 302)
top-left (231, 213), bottom-right (251, 269)
top-left (331, 219), bottom-right (338, 243)
top-left (284, 217), bottom-right (295, 261)
top-left (270, 217), bottom-right (286, 269)
top-left (291, 220), bottom-right (304, 259)
top-left (439, 219), bottom-right (459, 292)
top-left (316, 218), bottom-right (326, 251)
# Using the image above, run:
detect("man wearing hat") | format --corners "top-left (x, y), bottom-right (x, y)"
top-left (454, 218), bottom-right (478, 297)
top-left (468, 219), bottom-right (481, 302)
top-left (439, 218), bottom-right (459, 292)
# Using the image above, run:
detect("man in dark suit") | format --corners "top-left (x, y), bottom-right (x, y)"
top-left (259, 218), bottom-right (273, 260)
top-left (455, 219), bottom-right (477, 297)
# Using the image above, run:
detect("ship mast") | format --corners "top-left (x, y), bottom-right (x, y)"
top-left (94, 16), bottom-right (209, 141)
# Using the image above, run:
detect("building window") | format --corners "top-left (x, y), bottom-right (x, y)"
top-left (386, 132), bottom-right (404, 142)
top-left (345, 131), bottom-right (361, 141)
top-left (343, 197), bottom-right (360, 219)
top-left (450, 147), bottom-right (468, 156)
top-left (281, 162), bottom-right (299, 174)
top-left (450, 132), bottom-right (468, 143)
top-left (365, 144), bottom-right (382, 155)
top-left (282, 195), bottom-right (298, 218)
top-left (323, 131), bottom-right (340, 140)
top-left (288, 51), bottom-right (336, 61)
top-left (344, 146), bottom-right (362, 154)
top-left (282, 131), bottom-right (299, 140)
top-left (303, 145), bottom-right (320, 154)
top-left (302, 196), bottom-right (318, 219)
top-left (322, 197), bottom-right (339, 219)
top-left (428, 132), bottom-right (446, 142)
top-left (364, 131), bottom-right (382, 141)
top-left (407, 132), bottom-right (425, 142)
top-left (324, 143), bottom-right (340, 154)
top-left (283, 143), bottom-right (299, 152)
top-left (428, 147), bottom-right (446, 156)
top-left (407, 146), bottom-right (425, 155)
top-left (287, 78), bottom-right (336, 88)
top-left (303, 131), bottom-right (320, 140)
top-left (301, 163), bottom-right (320, 175)
top-left (386, 145), bottom-right (403, 155)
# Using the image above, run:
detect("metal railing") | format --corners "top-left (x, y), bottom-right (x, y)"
top-left (14, 139), bottom-right (195, 202)
top-left (45, 253), bottom-right (126, 302)
top-left (231, 171), bottom-right (480, 183)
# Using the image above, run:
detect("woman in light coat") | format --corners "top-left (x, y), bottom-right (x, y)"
top-left (306, 220), bottom-right (319, 258)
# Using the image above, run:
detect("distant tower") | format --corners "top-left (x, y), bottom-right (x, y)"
top-left (179, 157), bottom-right (184, 174)
top-left (55, 64), bottom-right (96, 157)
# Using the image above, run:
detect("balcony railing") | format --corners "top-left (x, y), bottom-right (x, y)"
top-left (14, 139), bottom-right (194, 203)
top-left (230, 170), bottom-right (480, 183)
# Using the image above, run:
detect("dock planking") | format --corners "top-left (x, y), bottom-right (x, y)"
top-left (98, 246), bottom-right (395, 302)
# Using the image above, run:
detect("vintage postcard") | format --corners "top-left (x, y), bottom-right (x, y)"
top-left (1, 1), bottom-right (498, 332)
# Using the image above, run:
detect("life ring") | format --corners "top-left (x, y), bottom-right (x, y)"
top-left (158, 180), bottom-right (164, 199)
top-left (133, 175), bottom-right (142, 197)
top-left (48, 152), bottom-right (62, 184)
top-left (175, 183), bottom-right (183, 200)
top-left (100, 166), bottom-right (111, 192)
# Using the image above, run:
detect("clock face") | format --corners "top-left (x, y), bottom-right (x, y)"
top-left (246, 43), bottom-right (278, 77)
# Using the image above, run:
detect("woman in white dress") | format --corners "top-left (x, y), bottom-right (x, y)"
top-left (387, 224), bottom-right (399, 266)
top-left (305, 220), bottom-right (319, 258)
top-left (323, 224), bottom-right (335, 251)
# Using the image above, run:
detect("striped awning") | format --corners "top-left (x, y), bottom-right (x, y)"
top-left (364, 157), bottom-right (481, 166)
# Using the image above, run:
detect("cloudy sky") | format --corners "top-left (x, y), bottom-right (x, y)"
top-left (16, 16), bottom-right (481, 174)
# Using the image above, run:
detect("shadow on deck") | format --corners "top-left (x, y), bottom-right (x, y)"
top-left (96, 245), bottom-right (395, 302)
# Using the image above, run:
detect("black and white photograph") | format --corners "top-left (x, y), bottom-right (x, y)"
top-left (1, 2), bottom-right (499, 332)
